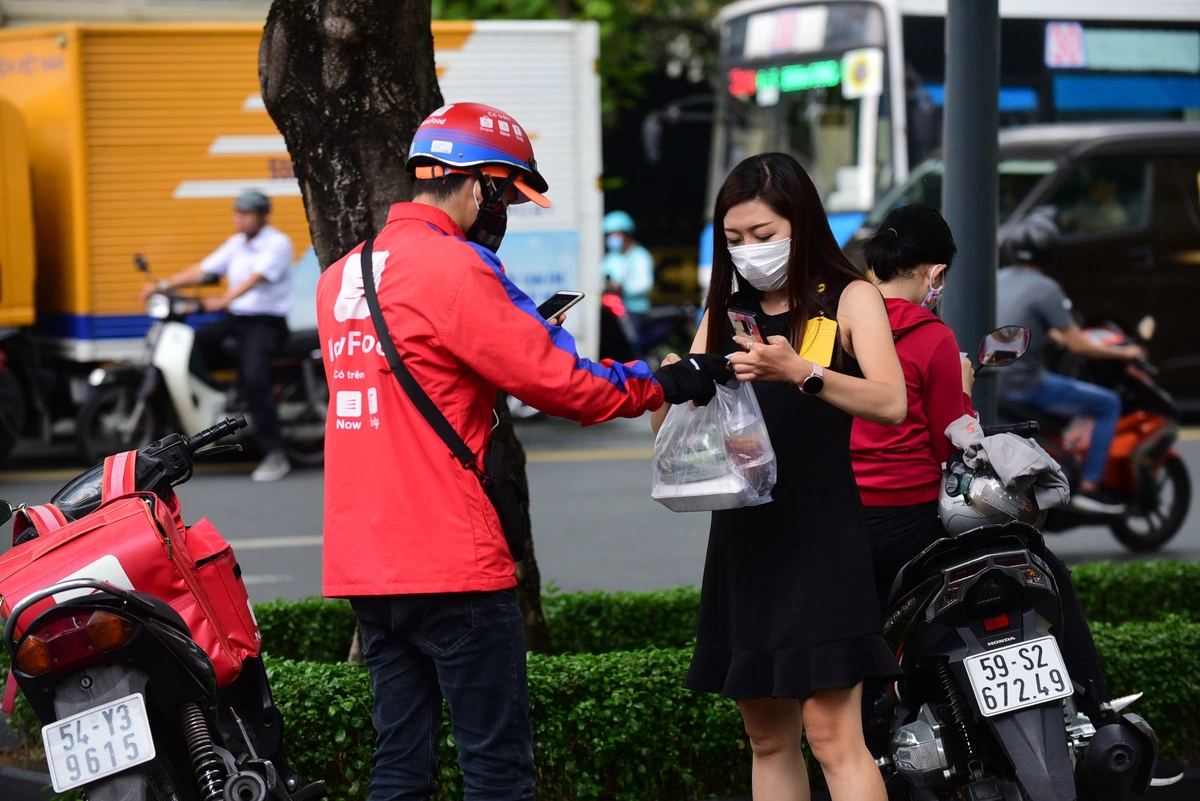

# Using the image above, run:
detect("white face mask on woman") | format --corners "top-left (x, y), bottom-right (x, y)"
top-left (728, 237), bottom-right (792, 291)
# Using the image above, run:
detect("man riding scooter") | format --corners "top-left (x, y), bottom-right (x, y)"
top-left (996, 208), bottom-right (1146, 515)
top-left (140, 190), bottom-right (295, 482)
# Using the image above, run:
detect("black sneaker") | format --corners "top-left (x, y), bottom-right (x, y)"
top-left (1070, 488), bottom-right (1127, 516)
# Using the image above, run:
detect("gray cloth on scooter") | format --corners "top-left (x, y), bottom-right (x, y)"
top-left (944, 415), bottom-right (1071, 510)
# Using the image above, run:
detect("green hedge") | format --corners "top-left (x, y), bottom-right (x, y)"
top-left (5, 618), bottom-right (1199, 799)
top-left (251, 561), bottom-right (1200, 664)
top-left (267, 648), bottom-right (753, 801)
top-left (1071, 560), bottom-right (1200, 624)
top-left (1090, 616), bottom-right (1200, 763)
top-left (269, 617), bottom-right (1200, 801)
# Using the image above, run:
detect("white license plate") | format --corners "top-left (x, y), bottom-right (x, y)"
top-left (964, 636), bottom-right (1073, 717)
top-left (42, 693), bottom-right (157, 793)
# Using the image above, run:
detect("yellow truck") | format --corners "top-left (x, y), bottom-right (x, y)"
top-left (0, 23), bottom-right (314, 462)
top-left (0, 20), bottom-right (602, 463)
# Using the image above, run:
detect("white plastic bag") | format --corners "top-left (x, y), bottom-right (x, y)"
top-left (651, 382), bottom-right (777, 512)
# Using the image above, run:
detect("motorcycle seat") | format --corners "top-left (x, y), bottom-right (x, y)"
top-left (126, 590), bottom-right (192, 636)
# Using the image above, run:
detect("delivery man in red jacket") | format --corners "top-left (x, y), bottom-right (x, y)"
top-left (316, 102), bottom-right (729, 801)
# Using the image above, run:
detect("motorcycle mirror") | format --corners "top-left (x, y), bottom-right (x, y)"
top-left (134, 254), bottom-right (149, 272)
top-left (1138, 315), bottom-right (1156, 342)
top-left (0, 501), bottom-right (12, 527)
top-left (978, 326), bottom-right (1031, 367)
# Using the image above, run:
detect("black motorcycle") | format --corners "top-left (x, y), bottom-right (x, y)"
top-left (868, 416), bottom-right (1159, 801)
top-left (1, 417), bottom-right (325, 801)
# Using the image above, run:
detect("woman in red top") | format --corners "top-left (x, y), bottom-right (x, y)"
top-left (850, 204), bottom-right (975, 606)
top-left (850, 205), bottom-right (1139, 744)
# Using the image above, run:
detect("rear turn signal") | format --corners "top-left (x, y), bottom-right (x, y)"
top-left (15, 636), bottom-right (52, 676)
top-left (86, 611), bottom-right (137, 651)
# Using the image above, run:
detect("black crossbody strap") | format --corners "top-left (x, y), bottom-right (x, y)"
top-left (359, 233), bottom-right (482, 475)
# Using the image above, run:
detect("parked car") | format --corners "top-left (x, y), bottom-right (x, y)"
top-left (845, 121), bottom-right (1200, 411)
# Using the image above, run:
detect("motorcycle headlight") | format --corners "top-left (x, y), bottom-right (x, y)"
top-left (146, 293), bottom-right (171, 320)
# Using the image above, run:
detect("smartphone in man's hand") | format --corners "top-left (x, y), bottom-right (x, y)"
top-left (538, 290), bottom-right (585, 320)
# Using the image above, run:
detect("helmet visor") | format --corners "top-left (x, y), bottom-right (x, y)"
top-left (413, 164), bottom-right (551, 209)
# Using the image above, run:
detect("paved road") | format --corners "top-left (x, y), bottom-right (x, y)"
top-left (1, 420), bottom-right (1197, 605)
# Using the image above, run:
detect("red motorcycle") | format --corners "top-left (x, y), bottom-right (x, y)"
top-left (1001, 322), bottom-right (1190, 552)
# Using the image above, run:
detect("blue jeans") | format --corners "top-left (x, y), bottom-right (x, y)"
top-left (351, 590), bottom-right (536, 801)
top-left (1005, 373), bottom-right (1121, 485)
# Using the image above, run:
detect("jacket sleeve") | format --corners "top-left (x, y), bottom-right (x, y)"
top-left (441, 245), bottom-right (664, 425)
top-left (924, 330), bottom-right (977, 467)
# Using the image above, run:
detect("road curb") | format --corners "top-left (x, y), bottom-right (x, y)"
top-left (0, 764), bottom-right (54, 801)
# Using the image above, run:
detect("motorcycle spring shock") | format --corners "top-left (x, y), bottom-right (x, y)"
top-left (180, 703), bottom-right (226, 801)
top-left (934, 657), bottom-right (978, 762)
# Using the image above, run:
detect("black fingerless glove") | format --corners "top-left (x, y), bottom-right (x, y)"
top-left (654, 354), bottom-right (733, 406)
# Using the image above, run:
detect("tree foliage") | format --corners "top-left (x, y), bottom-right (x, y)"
top-left (431, 0), bottom-right (734, 113)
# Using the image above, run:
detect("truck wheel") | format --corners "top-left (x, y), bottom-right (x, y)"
top-left (0, 365), bottom-right (28, 464)
top-left (1110, 457), bottom-right (1191, 552)
top-left (283, 358), bottom-right (327, 466)
top-left (77, 385), bottom-right (159, 464)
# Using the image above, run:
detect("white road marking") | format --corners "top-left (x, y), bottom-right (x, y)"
top-left (241, 574), bottom-right (295, 586)
top-left (227, 536), bottom-right (323, 550)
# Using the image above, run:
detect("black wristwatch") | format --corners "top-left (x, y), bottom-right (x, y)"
top-left (800, 362), bottom-right (824, 395)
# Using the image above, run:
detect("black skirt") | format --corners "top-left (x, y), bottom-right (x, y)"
top-left (684, 298), bottom-right (901, 700)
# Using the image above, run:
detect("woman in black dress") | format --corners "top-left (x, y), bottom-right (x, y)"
top-left (653, 153), bottom-right (906, 801)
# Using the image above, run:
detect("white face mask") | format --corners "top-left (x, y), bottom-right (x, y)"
top-left (729, 237), bottom-right (791, 291)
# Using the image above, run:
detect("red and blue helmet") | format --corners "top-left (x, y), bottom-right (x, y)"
top-left (406, 102), bottom-right (550, 208)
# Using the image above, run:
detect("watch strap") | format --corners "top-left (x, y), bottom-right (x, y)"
top-left (801, 361), bottom-right (824, 395)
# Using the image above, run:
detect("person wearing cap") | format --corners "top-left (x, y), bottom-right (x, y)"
top-left (602, 210), bottom-right (656, 335)
top-left (315, 102), bottom-right (730, 801)
top-left (140, 189), bottom-right (295, 482)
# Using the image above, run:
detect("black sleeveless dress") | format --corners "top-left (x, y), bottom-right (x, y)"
top-left (684, 290), bottom-right (901, 700)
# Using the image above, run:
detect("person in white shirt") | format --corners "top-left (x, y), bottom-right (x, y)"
top-left (141, 190), bottom-right (296, 482)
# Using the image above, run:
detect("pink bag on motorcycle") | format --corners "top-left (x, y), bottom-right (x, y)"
top-left (0, 451), bottom-right (261, 691)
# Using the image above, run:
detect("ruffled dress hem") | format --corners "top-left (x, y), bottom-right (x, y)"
top-left (684, 633), bottom-right (901, 700)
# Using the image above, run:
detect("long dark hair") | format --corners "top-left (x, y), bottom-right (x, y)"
top-left (863, 203), bottom-right (957, 281)
top-left (705, 153), bottom-right (865, 354)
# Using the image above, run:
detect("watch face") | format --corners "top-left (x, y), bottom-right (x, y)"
top-left (803, 374), bottom-right (824, 395)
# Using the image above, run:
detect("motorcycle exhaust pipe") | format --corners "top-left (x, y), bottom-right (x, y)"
top-left (1076, 722), bottom-right (1148, 801)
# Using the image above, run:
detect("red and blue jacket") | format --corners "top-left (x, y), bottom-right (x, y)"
top-left (316, 203), bottom-right (664, 596)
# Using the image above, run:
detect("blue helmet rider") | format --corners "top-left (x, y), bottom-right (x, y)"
top-left (602, 211), bottom-right (655, 330)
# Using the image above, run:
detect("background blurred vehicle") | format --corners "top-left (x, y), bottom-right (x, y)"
top-left (847, 121), bottom-right (1200, 410)
top-left (0, 20), bottom-right (604, 463)
top-left (703, 0), bottom-right (1200, 252)
top-left (1000, 320), bottom-right (1190, 552)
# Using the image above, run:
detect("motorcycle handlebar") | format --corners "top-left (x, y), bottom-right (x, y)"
top-left (981, 421), bottom-right (1039, 438)
top-left (185, 415), bottom-right (247, 454)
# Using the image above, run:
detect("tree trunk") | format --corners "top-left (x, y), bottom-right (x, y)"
top-left (260, 0), bottom-right (442, 268)
top-left (259, 0), bottom-right (552, 659)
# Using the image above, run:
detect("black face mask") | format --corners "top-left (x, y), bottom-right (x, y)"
top-left (465, 172), bottom-right (517, 253)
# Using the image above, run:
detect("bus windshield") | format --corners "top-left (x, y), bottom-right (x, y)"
top-left (712, 2), bottom-right (891, 221)
top-left (865, 157), bottom-right (1059, 226)
top-left (724, 78), bottom-right (890, 214)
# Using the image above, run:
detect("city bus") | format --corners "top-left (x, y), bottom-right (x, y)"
top-left (698, 0), bottom-right (1200, 281)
